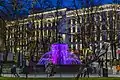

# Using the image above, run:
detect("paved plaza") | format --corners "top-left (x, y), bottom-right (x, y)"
top-left (1, 73), bottom-right (120, 78)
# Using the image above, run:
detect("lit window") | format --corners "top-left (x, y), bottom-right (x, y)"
top-left (73, 45), bottom-right (75, 51)
top-left (43, 30), bottom-right (44, 37)
top-left (35, 37), bottom-right (37, 40)
top-left (48, 20), bottom-right (51, 27)
top-left (80, 16), bottom-right (82, 23)
top-left (62, 34), bottom-right (65, 41)
top-left (12, 48), bottom-right (14, 53)
top-left (34, 31), bottom-right (36, 36)
top-left (76, 44), bottom-right (78, 50)
top-left (20, 26), bottom-right (22, 31)
top-left (71, 44), bottom-right (73, 49)
top-left (44, 30), bottom-right (47, 36)
top-left (12, 34), bottom-right (14, 38)
top-left (20, 41), bottom-right (22, 45)
top-left (71, 35), bottom-right (73, 42)
top-left (26, 40), bottom-right (27, 45)
top-left (44, 22), bottom-right (47, 28)
top-left (10, 35), bottom-right (11, 38)
top-left (6, 35), bottom-right (8, 40)
top-left (73, 36), bottom-right (76, 42)
top-left (20, 34), bottom-right (22, 37)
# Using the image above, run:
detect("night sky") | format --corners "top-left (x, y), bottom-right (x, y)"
top-left (51, 0), bottom-right (113, 7)
top-left (0, 0), bottom-right (118, 19)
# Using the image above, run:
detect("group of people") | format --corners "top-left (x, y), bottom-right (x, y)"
top-left (0, 64), bottom-right (29, 78)
top-left (11, 60), bottom-right (56, 78)
top-left (77, 60), bottom-right (91, 78)
top-left (0, 59), bottom-right (103, 78)
top-left (44, 59), bottom-right (102, 78)
top-left (76, 58), bottom-right (103, 80)
top-left (0, 60), bottom-right (55, 78)
top-left (11, 65), bottom-right (29, 78)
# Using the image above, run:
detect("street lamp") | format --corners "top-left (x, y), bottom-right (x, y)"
top-left (16, 47), bottom-right (20, 51)
top-left (16, 47), bottom-right (21, 67)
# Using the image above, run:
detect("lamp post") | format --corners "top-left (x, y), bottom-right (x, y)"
top-left (16, 47), bottom-right (22, 67)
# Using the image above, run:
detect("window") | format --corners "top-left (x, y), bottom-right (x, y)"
top-left (71, 44), bottom-right (73, 49)
top-left (73, 45), bottom-right (76, 51)
top-left (77, 19), bottom-right (80, 24)
top-left (82, 17), bottom-right (85, 23)
top-left (20, 41), bottom-right (22, 45)
top-left (10, 35), bottom-right (11, 38)
top-left (69, 37), bottom-right (71, 42)
top-left (43, 30), bottom-right (47, 36)
top-left (77, 28), bottom-right (80, 32)
top-left (73, 36), bottom-right (76, 42)
top-left (35, 31), bottom-right (37, 36)
top-left (36, 22), bottom-right (39, 29)
top-left (48, 20), bottom-right (51, 27)
top-left (73, 27), bottom-right (75, 32)
top-left (46, 30), bottom-right (49, 36)
top-left (72, 19), bottom-right (76, 24)
top-left (48, 23), bottom-right (51, 27)
top-left (20, 34), bottom-right (22, 37)
top-left (68, 28), bottom-right (71, 33)
top-left (6, 34), bottom-right (8, 40)
top-left (68, 19), bottom-right (71, 24)
top-left (12, 33), bottom-right (14, 38)
top-left (102, 25), bottom-right (107, 30)
top-left (76, 44), bottom-right (78, 50)
top-left (12, 41), bottom-right (14, 46)
top-left (95, 14), bottom-right (100, 22)
top-left (101, 12), bottom-right (107, 22)
top-left (102, 31), bottom-right (107, 41)
top-left (48, 30), bottom-right (51, 37)
top-left (79, 16), bottom-right (82, 23)
top-left (20, 26), bottom-right (22, 31)
top-left (52, 21), bottom-right (56, 26)
top-left (44, 22), bottom-right (47, 28)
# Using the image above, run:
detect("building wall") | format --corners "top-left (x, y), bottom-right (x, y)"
top-left (5, 4), bottom-right (120, 61)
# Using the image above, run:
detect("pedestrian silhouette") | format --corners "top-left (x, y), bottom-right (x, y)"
top-left (0, 65), bottom-right (2, 77)
top-left (11, 65), bottom-right (19, 77)
top-left (45, 60), bottom-right (55, 77)
top-left (23, 65), bottom-right (29, 78)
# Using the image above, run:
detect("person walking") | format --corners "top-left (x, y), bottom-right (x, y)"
top-left (11, 65), bottom-right (19, 77)
top-left (79, 66), bottom-right (84, 77)
top-left (83, 67), bottom-right (87, 77)
top-left (0, 65), bottom-right (2, 77)
top-left (76, 60), bottom-right (86, 79)
top-left (83, 64), bottom-right (90, 78)
top-left (23, 65), bottom-right (29, 78)
top-left (45, 60), bottom-right (55, 77)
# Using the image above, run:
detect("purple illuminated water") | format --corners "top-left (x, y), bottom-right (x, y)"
top-left (37, 43), bottom-right (81, 65)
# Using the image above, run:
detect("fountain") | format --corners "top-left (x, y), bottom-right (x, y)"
top-left (37, 43), bottom-right (81, 65)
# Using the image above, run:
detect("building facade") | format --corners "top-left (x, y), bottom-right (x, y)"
top-left (6, 4), bottom-right (120, 61)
